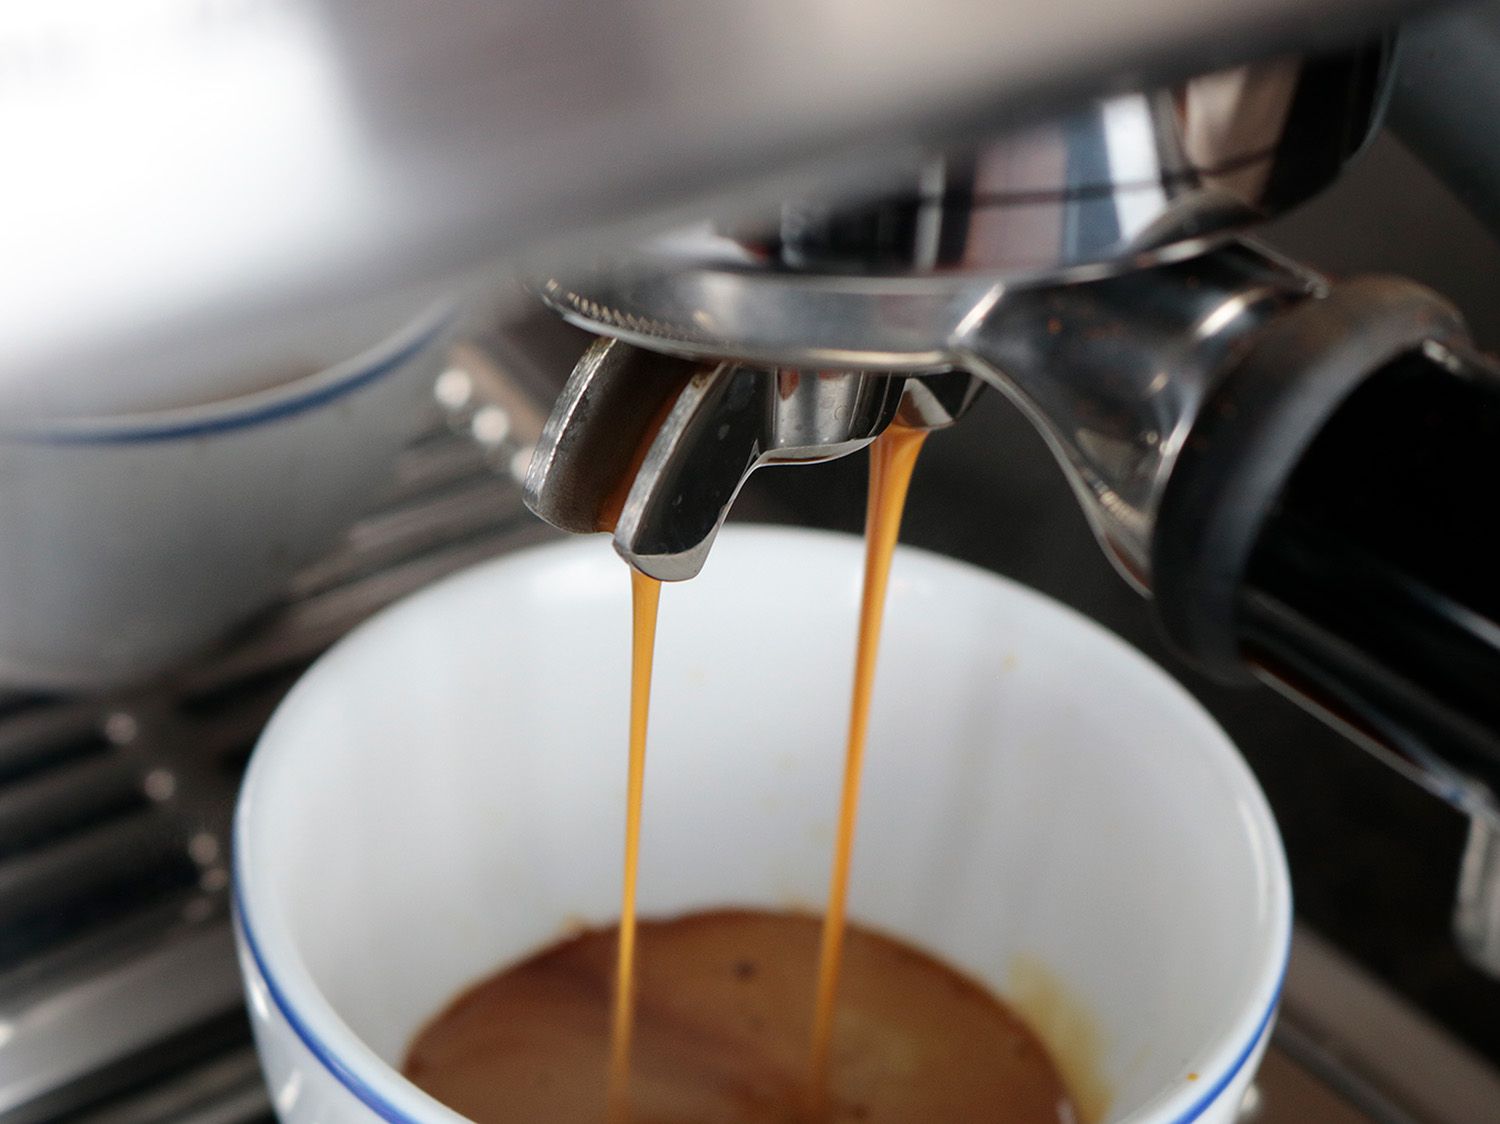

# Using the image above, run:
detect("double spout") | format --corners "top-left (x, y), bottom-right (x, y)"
top-left (524, 343), bottom-right (980, 580)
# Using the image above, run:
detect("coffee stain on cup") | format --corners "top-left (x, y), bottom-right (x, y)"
top-left (1007, 952), bottom-right (1111, 1124)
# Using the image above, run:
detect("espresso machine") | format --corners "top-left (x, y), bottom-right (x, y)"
top-left (4, 0), bottom-right (1500, 1119)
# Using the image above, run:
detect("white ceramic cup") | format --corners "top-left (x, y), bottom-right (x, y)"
top-left (0, 303), bottom-right (452, 689)
top-left (234, 526), bottom-right (1290, 1123)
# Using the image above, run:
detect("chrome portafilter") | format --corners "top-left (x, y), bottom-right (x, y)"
top-left (529, 239), bottom-right (1328, 589)
top-left (526, 40), bottom-right (1391, 582)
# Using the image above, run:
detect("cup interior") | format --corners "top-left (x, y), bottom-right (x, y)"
top-left (235, 527), bottom-right (1289, 1122)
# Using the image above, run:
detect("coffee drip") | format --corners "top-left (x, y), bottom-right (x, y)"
top-left (609, 569), bottom-right (660, 1123)
top-left (806, 424), bottom-right (928, 1116)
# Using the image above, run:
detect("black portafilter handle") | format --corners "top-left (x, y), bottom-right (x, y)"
top-left (1152, 277), bottom-right (1500, 802)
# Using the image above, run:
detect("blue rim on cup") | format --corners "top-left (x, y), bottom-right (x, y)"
top-left (232, 870), bottom-right (1289, 1124)
top-left (0, 298), bottom-right (458, 690)
top-left (2, 301), bottom-right (453, 445)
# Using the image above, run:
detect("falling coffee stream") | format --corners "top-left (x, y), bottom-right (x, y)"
top-left (603, 420), bottom-right (926, 1123)
top-left (594, 386), bottom-right (677, 1124)
top-left (607, 567), bottom-right (661, 1124)
top-left (808, 423), bottom-right (928, 1118)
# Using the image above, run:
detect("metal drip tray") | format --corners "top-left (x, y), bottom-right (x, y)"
top-left (1, 330), bottom-right (1497, 1122)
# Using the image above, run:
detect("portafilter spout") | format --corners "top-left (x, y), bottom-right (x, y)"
top-left (523, 338), bottom-right (980, 580)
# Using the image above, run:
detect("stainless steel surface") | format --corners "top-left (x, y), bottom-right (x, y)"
top-left (611, 363), bottom-right (902, 580)
top-left (959, 242), bottom-right (1320, 590)
top-left (539, 242), bottom-right (1322, 588)
top-left (551, 42), bottom-right (1387, 299)
top-left (1455, 814), bottom-right (1500, 977)
top-left (0, 928), bottom-right (247, 1122)
top-left (539, 266), bottom-right (981, 373)
top-left (1246, 565), bottom-right (1500, 983)
top-left (525, 339), bottom-right (982, 580)
top-left (534, 223), bottom-right (1317, 377)
top-left (894, 371), bottom-right (985, 432)
top-left (0, 0), bottom-right (1434, 422)
top-left (70, 1040), bottom-right (271, 1124)
top-left (523, 338), bottom-right (713, 538)
top-left (1279, 924), bottom-right (1500, 1122)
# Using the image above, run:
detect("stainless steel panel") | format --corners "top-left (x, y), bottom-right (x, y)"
top-left (0, 0), bottom-right (1436, 421)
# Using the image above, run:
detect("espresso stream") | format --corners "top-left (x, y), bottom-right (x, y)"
top-left (404, 424), bottom-right (1080, 1121)
top-left (609, 568), bottom-right (662, 1120)
top-left (806, 423), bottom-right (928, 1117)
